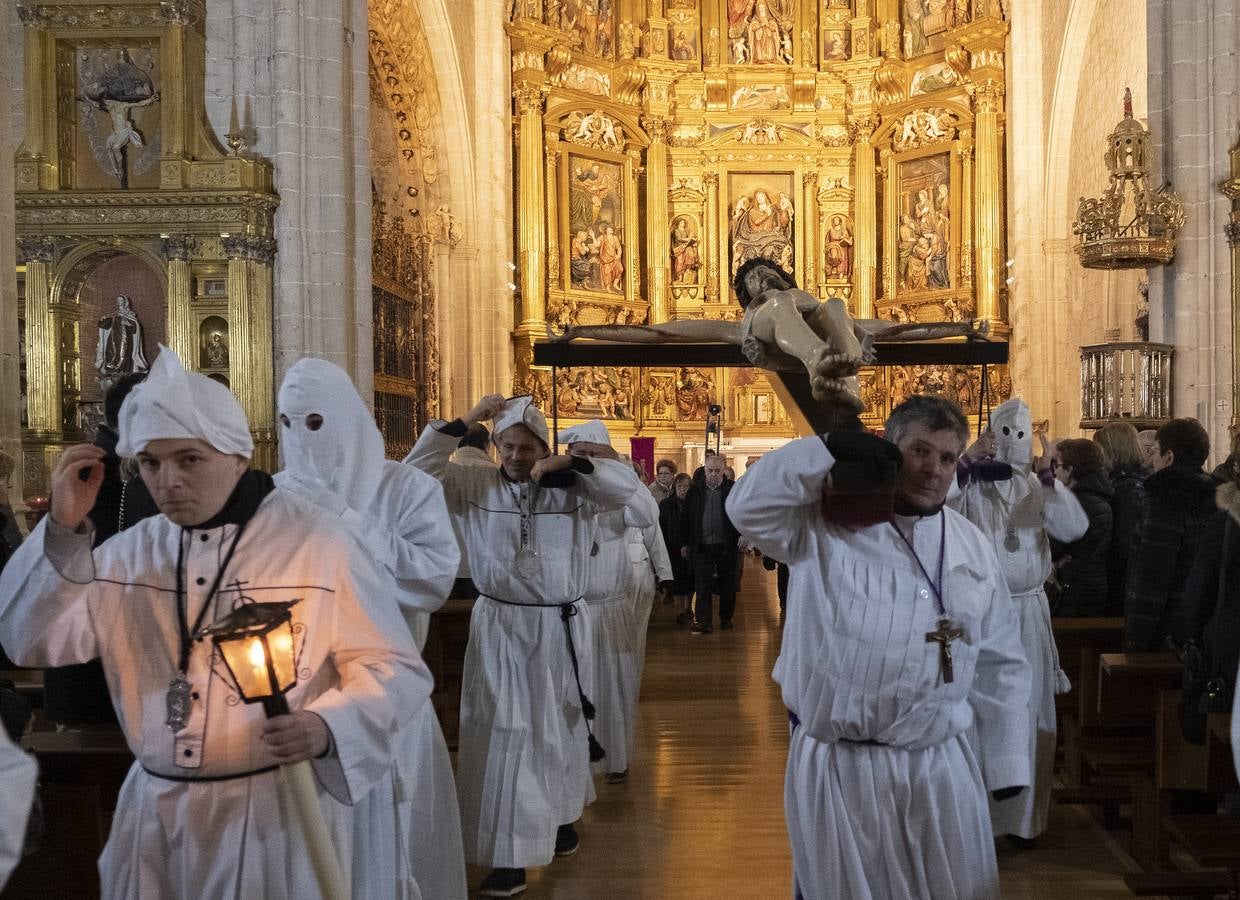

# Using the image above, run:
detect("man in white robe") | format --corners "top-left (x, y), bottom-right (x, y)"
top-left (727, 395), bottom-right (1032, 900)
top-left (950, 397), bottom-right (1087, 843)
top-left (559, 421), bottom-right (657, 784)
top-left (0, 727), bottom-right (36, 890)
top-left (405, 395), bottom-right (652, 898)
top-left (0, 347), bottom-right (430, 900)
top-left (276, 358), bottom-right (466, 900)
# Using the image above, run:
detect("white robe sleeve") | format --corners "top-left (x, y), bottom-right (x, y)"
top-left (627, 491), bottom-right (673, 581)
top-left (341, 468), bottom-right (459, 615)
top-left (579, 458), bottom-right (653, 521)
top-left (726, 436), bottom-right (833, 563)
top-left (0, 729), bottom-right (36, 890)
top-left (303, 550), bottom-right (434, 804)
top-left (1042, 479), bottom-right (1089, 543)
top-left (0, 517), bottom-right (100, 667)
top-left (969, 565), bottom-right (1033, 791)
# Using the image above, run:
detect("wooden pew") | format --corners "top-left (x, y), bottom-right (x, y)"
top-left (420, 597), bottom-right (474, 753)
top-left (3, 729), bottom-right (133, 900)
top-left (1051, 618), bottom-right (1124, 796)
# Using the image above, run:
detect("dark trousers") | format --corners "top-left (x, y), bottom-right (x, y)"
top-left (692, 544), bottom-right (737, 626)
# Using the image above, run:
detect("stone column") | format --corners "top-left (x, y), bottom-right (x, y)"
top-left (1147, 0), bottom-right (1239, 450)
top-left (703, 171), bottom-right (720, 304)
top-left (850, 117), bottom-right (879, 318)
top-left (1, 21), bottom-right (22, 497)
top-left (514, 85), bottom-right (548, 331)
top-left (18, 237), bottom-right (58, 436)
top-left (643, 115), bottom-right (671, 323)
top-left (223, 235), bottom-right (277, 472)
top-left (162, 236), bottom-right (196, 365)
top-left (802, 170), bottom-right (819, 291)
top-left (970, 79), bottom-right (1005, 325)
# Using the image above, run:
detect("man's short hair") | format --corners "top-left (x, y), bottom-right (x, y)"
top-left (104, 373), bottom-right (148, 429)
top-left (884, 395), bottom-right (969, 449)
top-left (1155, 417), bottom-right (1210, 469)
top-left (459, 423), bottom-right (490, 452)
top-left (655, 458), bottom-right (677, 475)
top-left (733, 257), bottom-right (795, 309)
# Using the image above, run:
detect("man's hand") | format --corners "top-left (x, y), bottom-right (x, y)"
top-left (50, 444), bottom-right (106, 530)
top-left (529, 455), bottom-right (575, 482)
top-left (462, 394), bottom-right (506, 427)
top-left (261, 711), bottom-right (330, 763)
top-left (965, 429), bottom-right (996, 462)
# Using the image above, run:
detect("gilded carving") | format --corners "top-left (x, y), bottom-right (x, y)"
top-left (730, 85), bottom-right (790, 110)
top-left (562, 64), bottom-right (611, 97)
top-left (891, 108), bottom-right (957, 151)
top-left (514, 85), bottom-right (548, 115)
top-left (564, 110), bottom-right (626, 151)
top-left (161, 234), bottom-right (194, 261)
top-left (18, 236), bottom-right (56, 264)
top-left (816, 124), bottom-right (850, 148)
top-left (738, 119), bottom-right (784, 144)
top-left (668, 126), bottom-right (705, 147)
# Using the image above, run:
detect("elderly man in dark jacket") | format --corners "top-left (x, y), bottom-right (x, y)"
top-left (1124, 418), bottom-right (1219, 652)
top-left (679, 454), bottom-right (740, 633)
top-left (1050, 439), bottom-right (1113, 616)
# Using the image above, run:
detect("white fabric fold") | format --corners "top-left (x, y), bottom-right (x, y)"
top-left (492, 395), bottom-right (549, 446)
top-left (558, 419), bottom-right (611, 447)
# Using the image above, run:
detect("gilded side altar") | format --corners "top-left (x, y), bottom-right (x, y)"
top-left (508, 0), bottom-right (1010, 450)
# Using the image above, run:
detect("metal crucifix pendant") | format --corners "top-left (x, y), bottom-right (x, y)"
top-left (165, 673), bottom-right (193, 732)
top-left (925, 617), bottom-right (965, 684)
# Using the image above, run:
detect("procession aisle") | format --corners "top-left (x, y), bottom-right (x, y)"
top-left (481, 563), bottom-right (1139, 899)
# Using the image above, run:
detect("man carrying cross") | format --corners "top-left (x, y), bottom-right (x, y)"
top-left (726, 395), bottom-right (1032, 899)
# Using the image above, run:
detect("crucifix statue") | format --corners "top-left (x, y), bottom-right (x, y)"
top-left (549, 258), bottom-right (987, 421)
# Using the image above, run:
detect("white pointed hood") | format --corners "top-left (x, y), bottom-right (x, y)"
top-left (277, 358), bottom-right (386, 509)
top-left (990, 398), bottom-right (1034, 469)
top-left (558, 419), bottom-right (611, 448)
top-left (116, 345), bottom-right (253, 458)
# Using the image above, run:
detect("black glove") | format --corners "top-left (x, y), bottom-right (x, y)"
top-left (822, 431), bottom-right (903, 486)
top-left (991, 786), bottom-right (1025, 802)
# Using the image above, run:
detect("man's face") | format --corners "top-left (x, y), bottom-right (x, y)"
top-left (741, 263), bottom-right (792, 304)
top-left (893, 423), bottom-right (964, 510)
top-left (495, 425), bottom-right (548, 481)
top-left (137, 438), bottom-right (248, 526)
top-left (656, 466), bottom-right (674, 486)
top-left (704, 457), bottom-right (726, 489)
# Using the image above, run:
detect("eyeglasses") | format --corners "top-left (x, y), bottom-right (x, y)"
top-left (1051, 459), bottom-right (1066, 470)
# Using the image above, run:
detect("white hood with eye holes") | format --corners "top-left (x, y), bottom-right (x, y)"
top-left (277, 358), bottom-right (387, 509)
top-left (990, 398), bottom-right (1034, 470)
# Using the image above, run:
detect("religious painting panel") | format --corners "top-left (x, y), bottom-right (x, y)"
top-left (901, 0), bottom-right (967, 58)
top-left (552, 366), bottom-right (637, 420)
top-left (554, 0), bottom-right (616, 59)
top-left (823, 213), bottom-right (854, 282)
top-left (198, 316), bottom-right (230, 372)
top-left (821, 0), bottom-right (852, 62)
top-left (891, 150), bottom-right (955, 299)
top-left (670, 214), bottom-right (704, 286)
top-left (564, 151), bottom-right (627, 298)
top-left (59, 42), bottom-right (163, 190)
top-left (725, 0), bottom-right (796, 65)
top-left (668, 4), bottom-right (699, 62)
top-left (645, 370), bottom-right (679, 422)
top-left (727, 171), bottom-right (795, 298)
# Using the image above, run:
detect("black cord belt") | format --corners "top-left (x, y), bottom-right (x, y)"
top-left (481, 593), bottom-right (607, 763)
top-left (142, 762), bottom-right (281, 783)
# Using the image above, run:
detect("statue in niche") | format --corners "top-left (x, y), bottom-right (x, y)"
top-left (730, 188), bottom-right (794, 276)
top-left (204, 332), bottom-right (229, 369)
top-left (824, 214), bottom-right (855, 279)
top-left (670, 216), bottom-right (702, 283)
top-left (728, 0), bottom-right (795, 64)
top-left (550, 259), bottom-right (987, 413)
top-left (95, 295), bottom-right (149, 382)
top-left (78, 50), bottom-right (159, 189)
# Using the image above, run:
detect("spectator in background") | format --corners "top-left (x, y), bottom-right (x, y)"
top-left (451, 422), bottom-right (494, 467)
top-left (1212, 430), bottom-right (1240, 488)
top-left (1050, 439), bottom-right (1113, 617)
top-left (649, 459), bottom-right (678, 504)
top-left (1093, 422), bottom-right (1149, 616)
top-left (1125, 418), bottom-right (1218, 651)
top-left (659, 473), bottom-right (695, 625)
top-left (681, 455), bottom-right (740, 633)
top-left (0, 453), bottom-right (21, 577)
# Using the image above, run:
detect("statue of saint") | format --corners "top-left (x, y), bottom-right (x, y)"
top-left (204, 332), bottom-right (229, 369)
top-left (549, 258), bottom-right (987, 416)
top-left (95, 295), bottom-right (149, 380)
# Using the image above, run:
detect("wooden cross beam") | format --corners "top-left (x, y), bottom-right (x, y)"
top-left (532, 338), bottom-right (1008, 435)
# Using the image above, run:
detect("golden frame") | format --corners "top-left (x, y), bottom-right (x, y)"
top-left (882, 142), bottom-right (964, 311)
top-left (559, 144), bottom-right (636, 305)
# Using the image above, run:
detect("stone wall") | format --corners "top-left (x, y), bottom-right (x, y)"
top-left (1, 7), bottom-right (22, 503)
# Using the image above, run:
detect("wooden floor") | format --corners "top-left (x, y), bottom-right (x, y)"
top-left (470, 561), bottom-right (1145, 899)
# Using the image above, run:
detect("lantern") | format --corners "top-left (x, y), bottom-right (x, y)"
top-left (204, 601), bottom-right (300, 718)
top-left (202, 600), bottom-right (349, 900)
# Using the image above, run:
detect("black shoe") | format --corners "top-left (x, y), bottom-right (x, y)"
top-left (721, 620), bottom-right (734, 630)
top-left (690, 622), bottom-right (712, 634)
top-left (555, 823), bottom-right (580, 857)
top-left (1004, 834), bottom-right (1038, 850)
top-left (604, 768), bottom-right (629, 784)
top-left (478, 868), bottom-right (527, 897)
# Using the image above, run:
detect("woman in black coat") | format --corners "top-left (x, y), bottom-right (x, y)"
top-left (659, 473), bottom-right (695, 625)
top-left (1094, 423), bottom-right (1149, 616)
top-left (1050, 439), bottom-right (1114, 617)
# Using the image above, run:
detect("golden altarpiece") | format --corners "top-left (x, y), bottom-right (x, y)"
top-left (508, 0), bottom-right (1011, 452)
top-left (13, 0), bottom-right (279, 491)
